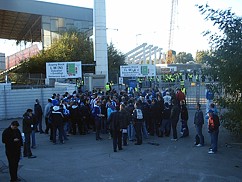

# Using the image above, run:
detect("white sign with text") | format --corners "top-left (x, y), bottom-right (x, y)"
top-left (46, 62), bottom-right (82, 79)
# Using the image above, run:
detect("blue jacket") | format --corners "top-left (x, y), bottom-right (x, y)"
top-left (206, 90), bottom-right (214, 100)
top-left (92, 105), bottom-right (101, 119)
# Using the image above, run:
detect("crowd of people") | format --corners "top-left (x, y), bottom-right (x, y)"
top-left (21, 86), bottom-right (219, 151)
top-left (2, 86), bottom-right (220, 181)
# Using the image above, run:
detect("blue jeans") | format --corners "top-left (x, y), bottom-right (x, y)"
top-left (128, 123), bottom-right (136, 141)
top-left (195, 125), bottom-right (204, 145)
top-left (31, 130), bottom-right (36, 148)
top-left (210, 129), bottom-right (219, 152)
top-left (36, 116), bottom-right (43, 131)
top-left (161, 119), bottom-right (171, 136)
top-left (142, 122), bottom-right (148, 139)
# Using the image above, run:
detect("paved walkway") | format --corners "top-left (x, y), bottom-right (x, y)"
top-left (1, 110), bottom-right (242, 182)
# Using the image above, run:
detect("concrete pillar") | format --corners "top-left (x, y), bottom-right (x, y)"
top-left (94, 0), bottom-right (108, 83)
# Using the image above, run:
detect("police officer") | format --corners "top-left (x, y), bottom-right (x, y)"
top-left (105, 82), bottom-right (111, 95)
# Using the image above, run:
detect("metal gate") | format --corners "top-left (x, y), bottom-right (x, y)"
top-left (159, 81), bottom-right (207, 109)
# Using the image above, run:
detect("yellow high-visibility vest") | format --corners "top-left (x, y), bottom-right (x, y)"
top-left (181, 87), bottom-right (186, 94)
top-left (105, 84), bottom-right (110, 91)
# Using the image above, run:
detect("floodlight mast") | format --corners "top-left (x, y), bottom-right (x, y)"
top-left (168, 0), bottom-right (178, 51)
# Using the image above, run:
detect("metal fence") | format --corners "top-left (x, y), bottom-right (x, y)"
top-left (0, 85), bottom-right (71, 120)
top-left (158, 81), bottom-right (207, 109)
top-left (0, 80), bottom-right (209, 120)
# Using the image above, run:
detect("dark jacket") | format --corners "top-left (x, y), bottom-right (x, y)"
top-left (119, 109), bottom-right (129, 129)
top-left (150, 102), bottom-right (161, 120)
top-left (80, 104), bottom-right (89, 118)
top-left (163, 106), bottom-right (171, 119)
top-left (2, 126), bottom-right (23, 155)
top-left (125, 104), bottom-right (134, 122)
top-left (141, 102), bottom-right (150, 121)
top-left (194, 109), bottom-right (204, 126)
top-left (34, 103), bottom-right (43, 117)
top-left (69, 105), bottom-right (81, 121)
top-left (49, 110), bottom-right (64, 124)
top-left (180, 105), bottom-right (188, 121)
top-left (108, 111), bottom-right (121, 131)
top-left (170, 105), bottom-right (180, 121)
top-left (22, 112), bottom-right (36, 133)
top-left (157, 99), bottom-right (164, 119)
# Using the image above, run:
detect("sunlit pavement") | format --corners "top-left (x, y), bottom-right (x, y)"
top-left (1, 109), bottom-right (242, 182)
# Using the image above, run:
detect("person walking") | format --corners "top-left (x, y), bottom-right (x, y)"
top-left (2, 121), bottom-right (23, 182)
top-left (194, 103), bottom-right (205, 146)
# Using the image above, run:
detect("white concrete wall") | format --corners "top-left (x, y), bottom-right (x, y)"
top-left (94, 0), bottom-right (108, 83)
top-left (0, 87), bottom-right (68, 120)
top-left (0, 53), bottom-right (5, 71)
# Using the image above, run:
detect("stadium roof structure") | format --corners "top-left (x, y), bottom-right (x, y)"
top-left (0, 0), bottom-right (93, 42)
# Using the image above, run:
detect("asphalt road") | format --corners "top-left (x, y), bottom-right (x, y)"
top-left (1, 110), bottom-right (242, 182)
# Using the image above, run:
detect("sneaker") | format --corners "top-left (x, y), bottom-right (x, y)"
top-left (28, 155), bottom-right (37, 159)
top-left (209, 148), bottom-right (213, 151)
top-left (208, 150), bottom-right (215, 154)
top-left (196, 144), bottom-right (203, 147)
top-left (135, 143), bottom-right (141, 145)
top-left (171, 138), bottom-right (178, 141)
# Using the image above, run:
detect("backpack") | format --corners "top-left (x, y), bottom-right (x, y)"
top-left (135, 109), bottom-right (143, 120)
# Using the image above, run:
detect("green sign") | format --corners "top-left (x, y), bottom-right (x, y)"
top-left (141, 66), bottom-right (148, 75)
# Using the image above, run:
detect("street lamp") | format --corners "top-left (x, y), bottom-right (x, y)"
top-left (106, 28), bottom-right (118, 44)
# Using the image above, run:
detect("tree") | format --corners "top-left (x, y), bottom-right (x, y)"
top-left (195, 50), bottom-right (211, 64)
top-left (108, 43), bottom-right (126, 83)
top-left (175, 52), bottom-right (194, 64)
top-left (5, 30), bottom-right (126, 85)
top-left (197, 4), bottom-right (242, 136)
top-left (15, 30), bottom-right (94, 74)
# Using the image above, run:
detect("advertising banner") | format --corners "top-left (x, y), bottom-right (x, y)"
top-left (120, 64), bottom-right (156, 77)
top-left (46, 61), bottom-right (82, 79)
